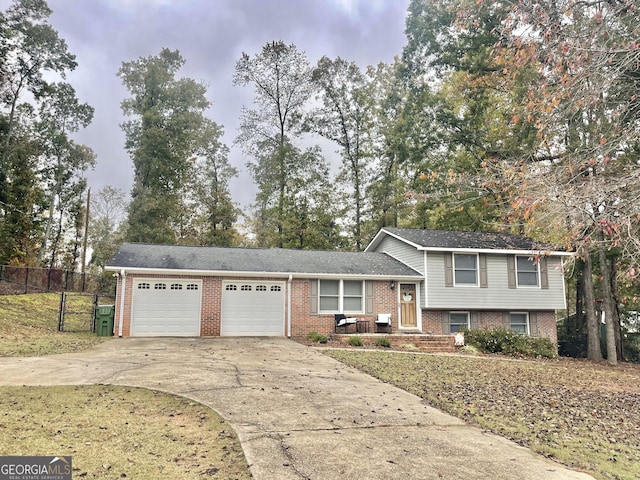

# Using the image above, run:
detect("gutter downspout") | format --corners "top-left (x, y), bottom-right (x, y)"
top-left (287, 274), bottom-right (293, 337)
top-left (118, 269), bottom-right (126, 337)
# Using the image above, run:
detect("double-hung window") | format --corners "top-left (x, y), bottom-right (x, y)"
top-left (319, 280), bottom-right (363, 313)
top-left (454, 254), bottom-right (478, 286)
top-left (516, 256), bottom-right (539, 287)
top-left (448, 312), bottom-right (470, 333)
top-left (509, 312), bottom-right (529, 334)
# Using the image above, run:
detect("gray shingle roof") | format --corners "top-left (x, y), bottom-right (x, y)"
top-left (106, 243), bottom-right (422, 277)
top-left (380, 228), bottom-right (556, 251)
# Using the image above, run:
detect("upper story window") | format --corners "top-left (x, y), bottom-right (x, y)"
top-left (454, 254), bottom-right (478, 286)
top-left (516, 256), bottom-right (539, 287)
top-left (319, 279), bottom-right (363, 313)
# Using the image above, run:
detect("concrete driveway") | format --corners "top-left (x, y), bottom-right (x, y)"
top-left (0, 337), bottom-right (593, 480)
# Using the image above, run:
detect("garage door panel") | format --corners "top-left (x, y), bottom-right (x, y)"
top-left (132, 279), bottom-right (201, 336)
top-left (221, 281), bottom-right (285, 336)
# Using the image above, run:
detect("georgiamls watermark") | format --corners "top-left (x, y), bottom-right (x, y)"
top-left (0, 456), bottom-right (72, 480)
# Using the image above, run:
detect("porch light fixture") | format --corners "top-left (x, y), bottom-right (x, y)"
top-left (390, 280), bottom-right (396, 290)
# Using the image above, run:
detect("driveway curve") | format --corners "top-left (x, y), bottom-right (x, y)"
top-left (0, 337), bottom-right (594, 480)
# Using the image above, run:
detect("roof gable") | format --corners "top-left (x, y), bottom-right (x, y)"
top-left (106, 243), bottom-right (422, 278)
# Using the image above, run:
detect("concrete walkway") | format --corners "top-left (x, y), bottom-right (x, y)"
top-left (0, 337), bottom-right (594, 480)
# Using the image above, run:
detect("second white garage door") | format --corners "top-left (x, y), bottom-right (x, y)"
top-left (221, 281), bottom-right (285, 336)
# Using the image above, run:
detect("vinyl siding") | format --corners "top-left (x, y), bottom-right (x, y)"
top-left (426, 252), bottom-right (566, 310)
top-left (376, 236), bottom-right (425, 274)
top-left (373, 236), bottom-right (426, 306)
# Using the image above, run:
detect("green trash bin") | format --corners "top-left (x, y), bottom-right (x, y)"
top-left (95, 305), bottom-right (115, 337)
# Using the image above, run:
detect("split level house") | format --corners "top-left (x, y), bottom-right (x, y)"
top-left (105, 227), bottom-right (571, 343)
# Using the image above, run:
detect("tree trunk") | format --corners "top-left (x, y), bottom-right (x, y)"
top-left (582, 248), bottom-right (602, 360)
top-left (575, 258), bottom-right (584, 328)
top-left (574, 257), bottom-right (586, 355)
top-left (0, 76), bottom-right (24, 169)
top-left (38, 153), bottom-right (64, 266)
top-left (609, 255), bottom-right (624, 361)
top-left (596, 230), bottom-right (617, 365)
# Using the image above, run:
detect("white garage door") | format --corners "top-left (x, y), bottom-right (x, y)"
top-left (131, 279), bottom-right (202, 336)
top-left (221, 281), bottom-right (285, 336)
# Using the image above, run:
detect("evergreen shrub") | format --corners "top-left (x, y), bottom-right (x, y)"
top-left (374, 337), bottom-right (391, 348)
top-left (307, 331), bottom-right (328, 344)
top-left (462, 327), bottom-right (557, 359)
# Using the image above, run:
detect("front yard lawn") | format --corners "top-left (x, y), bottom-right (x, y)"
top-left (0, 385), bottom-right (252, 479)
top-left (0, 293), bottom-right (109, 356)
top-left (0, 293), bottom-right (252, 479)
top-left (324, 350), bottom-right (640, 480)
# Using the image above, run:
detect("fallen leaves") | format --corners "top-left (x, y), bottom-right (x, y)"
top-left (0, 385), bottom-right (251, 480)
top-left (325, 351), bottom-right (640, 480)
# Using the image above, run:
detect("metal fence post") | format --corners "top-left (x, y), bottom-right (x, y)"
top-left (57, 292), bottom-right (66, 331)
top-left (91, 294), bottom-right (98, 332)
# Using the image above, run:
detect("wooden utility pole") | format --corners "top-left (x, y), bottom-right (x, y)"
top-left (81, 188), bottom-right (90, 274)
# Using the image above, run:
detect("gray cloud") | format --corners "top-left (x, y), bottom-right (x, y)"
top-left (4, 0), bottom-right (409, 208)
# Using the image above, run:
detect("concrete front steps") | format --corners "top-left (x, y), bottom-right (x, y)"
top-left (331, 333), bottom-right (458, 354)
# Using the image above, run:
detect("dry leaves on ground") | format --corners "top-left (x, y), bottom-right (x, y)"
top-left (324, 350), bottom-right (640, 480)
top-left (0, 385), bottom-right (252, 480)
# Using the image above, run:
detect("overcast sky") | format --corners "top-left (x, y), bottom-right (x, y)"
top-left (4, 0), bottom-right (410, 208)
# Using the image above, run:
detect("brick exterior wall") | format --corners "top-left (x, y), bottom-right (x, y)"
top-left (112, 273), bottom-right (557, 344)
top-left (422, 309), bottom-right (558, 344)
top-left (289, 279), bottom-right (398, 337)
top-left (535, 311), bottom-right (558, 343)
top-left (114, 275), bottom-right (400, 338)
top-left (200, 276), bottom-right (222, 336)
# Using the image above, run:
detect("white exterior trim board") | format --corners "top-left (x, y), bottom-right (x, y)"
top-left (106, 266), bottom-right (421, 281)
top-left (417, 247), bottom-right (574, 256)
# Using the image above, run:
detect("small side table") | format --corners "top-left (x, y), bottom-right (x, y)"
top-left (356, 320), bottom-right (369, 333)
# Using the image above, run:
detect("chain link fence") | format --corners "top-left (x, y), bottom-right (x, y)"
top-left (0, 265), bottom-right (99, 295)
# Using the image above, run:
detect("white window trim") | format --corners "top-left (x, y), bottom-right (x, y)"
top-left (509, 311), bottom-right (530, 335)
top-left (449, 311), bottom-right (470, 333)
top-left (515, 255), bottom-right (540, 288)
top-left (453, 253), bottom-right (479, 287)
top-left (319, 279), bottom-right (365, 314)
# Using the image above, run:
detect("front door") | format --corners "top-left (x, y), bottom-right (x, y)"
top-left (400, 283), bottom-right (417, 328)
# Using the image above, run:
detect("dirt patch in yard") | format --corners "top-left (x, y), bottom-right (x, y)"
top-left (323, 350), bottom-right (640, 480)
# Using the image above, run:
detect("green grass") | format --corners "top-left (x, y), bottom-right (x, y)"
top-left (324, 350), bottom-right (640, 480)
top-left (0, 293), bottom-right (110, 356)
